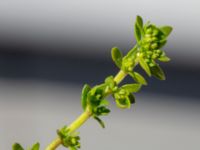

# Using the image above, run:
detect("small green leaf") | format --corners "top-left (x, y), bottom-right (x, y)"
top-left (115, 98), bottom-right (131, 109)
top-left (122, 84), bottom-right (142, 93)
top-left (100, 107), bottom-right (110, 115)
top-left (69, 147), bottom-right (77, 150)
top-left (136, 15), bottom-right (143, 29)
top-left (88, 84), bottom-right (107, 105)
top-left (129, 72), bottom-right (147, 85)
top-left (12, 143), bottom-right (24, 150)
top-left (128, 93), bottom-right (135, 104)
top-left (105, 76), bottom-right (115, 90)
top-left (81, 84), bottom-right (91, 110)
top-left (93, 106), bottom-right (110, 116)
top-left (139, 57), bottom-right (151, 76)
top-left (158, 56), bottom-right (171, 62)
top-left (134, 22), bottom-right (141, 43)
top-left (89, 85), bottom-right (101, 96)
top-left (105, 76), bottom-right (114, 84)
top-left (159, 26), bottom-right (173, 37)
top-left (57, 125), bottom-right (69, 138)
top-left (134, 15), bottom-right (145, 43)
top-left (135, 15), bottom-right (144, 37)
top-left (158, 40), bottom-right (167, 49)
top-left (93, 116), bottom-right (105, 128)
top-left (150, 64), bottom-right (166, 80)
top-left (31, 143), bottom-right (40, 150)
top-left (111, 47), bottom-right (123, 68)
top-left (100, 99), bottom-right (110, 106)
top-left (125, 46), bottom-right (137, 59)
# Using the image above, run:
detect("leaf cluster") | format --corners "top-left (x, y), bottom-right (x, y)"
top-left (112, 15), bottom-right (172, 80)
top-left (57, 126), bottom-right (81, 150)
top-left (12, 143), bottom-right (40, 150)
top-left (79, 15), bottom-right (172, 149)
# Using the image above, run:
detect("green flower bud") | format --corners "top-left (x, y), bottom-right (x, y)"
top-left (119, 89), bottom-right (126, 95)
top-left (71, 138), bottom-right (77, 145)
top-left (146, 28), bottom-right (153, 34)
top-left (149, 62), bottom-right (156, 67)
top-left (95, 94), bottom-right (102, 100)
top-left (152, 53), bottom-right (159, 59)
top-left (128, 66), bottom-right (133, 72)
top-left (151, 43), bottom-right (158, 49)
top-left (113, 86), bottom-right (118, 92)
top-left (145, 34), bottom-right (151, 38)
top-left (147, 51), bottom-right (153, 55)
top-left (144, 37), bottom-right (152, 43)
top-left (143, 44), bottom-right (150, 50)
top-left (152, 29), bottom-right (159, 36)
top-left (146, 55), bottom-right (151, 58)
top-left (152, 37), bottom-right (158, 42)
top-left (160, 51), bottom-right (166, 57)
top-left (114, 93), bottom-right (120, 99)
top-left (156, 49), bottom-right (162, 54)
top-left (145, 58), bottom-right (150, 63)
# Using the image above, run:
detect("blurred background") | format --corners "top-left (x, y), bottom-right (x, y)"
top-left (0, 0), bottom-right (200, 149)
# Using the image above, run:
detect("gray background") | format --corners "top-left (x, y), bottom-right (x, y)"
top-left (0, 0), bottom-right (200, 149)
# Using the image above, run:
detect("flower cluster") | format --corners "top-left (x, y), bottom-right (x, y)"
top-left (138, 22), bottom-right (172, 68)
top-left (114, 16), bottom-right (173, 79)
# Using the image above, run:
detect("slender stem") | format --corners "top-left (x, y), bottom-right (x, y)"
top-left (45, 138), bottom-right (61, 150)
top-left (45, 108), bottom-right (92, 150)
top-left (67, 107), bottom-right (92, 133)
top-left (114, 70), bottom-right (127, 84)
top-left (45, 70), bottom-right (127, 150)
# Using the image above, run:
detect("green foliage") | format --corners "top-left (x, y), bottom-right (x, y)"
top-left (159, 26), bottom-right (173, 37)
top-left (115, 97), bottom-right (131, 109)
top-left (121, 83), bottom-right (142, 93)
top-left (150, 64), bottom-right (166, 80)
top-left (158, 55), bottom-right (170, 62)
top-left (12, 143), bottom-right (40, 150)
top-left (111, 47), bottom-right (123, 68)
top-left (139, 57), bottom-right (151, 76)
top-left (104, 76), bottom-right (117, 92)
top-left (86, 15), bottom-right (171, 127)
top-left (30, 143), bottom-right (40, 150)
top-left (12, 15), bottom-right (172, 150)
top-left (136, 15), bottom-right (143, 30)
top-left (125, 46), bottom-right (138, 59)
top-left (81, 84), bottom-right (91, 110)
top-left (13, 143), bottom-right (24, 150)
top-left (129, 72), bottom-right (147, 85)
top-left (57, 126), bottom-right (81, 150)
top-left (134, 15), bottom-right (144, 42)
top-left (128, 93), bottom-right (136, 104)
top-left (113, 87), bottom-right (137, 109)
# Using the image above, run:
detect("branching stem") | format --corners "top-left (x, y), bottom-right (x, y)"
top-left (12, 16), bottom-right (172, 150)
top-left (45, 70), bottom-right (127, 150)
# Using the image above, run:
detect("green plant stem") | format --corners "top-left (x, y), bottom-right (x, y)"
top-left (45, 107), bottom-right (92, 150)
top-left (114, 70), bottom-right (127, 84)
top-left (67, 107), bottom-right (92, 133)
top-left (45, 138), bottom-right (61, 150)
top-left (45, 70), bottom-right (127, 150)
